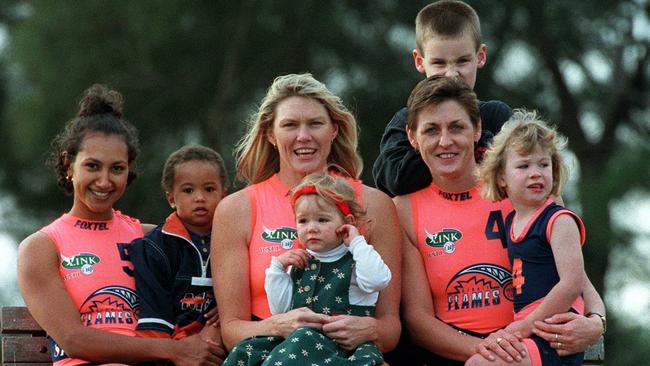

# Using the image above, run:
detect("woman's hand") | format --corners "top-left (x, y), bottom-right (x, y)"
top-left (321, 315), bottom-right (377, 351)
top-left (474, 329), bottom-right (526, 363)
top-left (197, 321), bottom-right (226, 365)
top-left (276, 249), bottom-right (311, 269)
top-left (532, 312), bottom-right (603, 356)
top-left (173, 334), bottom-right (226, 366)
top-left (336, 224), bottom-right (360, 246)
top-left (269, 307), bottom-right (328, 338)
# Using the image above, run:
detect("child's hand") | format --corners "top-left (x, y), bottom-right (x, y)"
top-left (203, 306), bottom-right (219, 327)
top-left (198, 318), bottom-right (226, 362)
top-left (336, 224), bottom-right (360, 246)
top-left (276, 249), bottom-right (312, 269)
top-left (505, 318), bottom-right (533, 339)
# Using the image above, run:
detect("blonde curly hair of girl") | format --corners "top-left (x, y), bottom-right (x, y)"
top-left (480, 109), bottom-right (569, 202)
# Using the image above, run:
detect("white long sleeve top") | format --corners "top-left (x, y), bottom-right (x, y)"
top-left (265, 235), bottom-right (392, 315)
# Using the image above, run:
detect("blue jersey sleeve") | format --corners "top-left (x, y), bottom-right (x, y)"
top-left (130, 233), bottom-right (176, 335)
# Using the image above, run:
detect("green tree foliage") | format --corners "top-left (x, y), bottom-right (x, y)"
top-left (0, 0), bottom-right (648, 362)
top-left (470, 2), bottom-right (650, 361)
top-left (473, 0), bottom-right (649, 284)
top-left (0, 1), bottom-right (426, 227)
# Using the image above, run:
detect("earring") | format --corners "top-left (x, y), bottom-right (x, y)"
top-left (65, 175), bottom-right (73, 182)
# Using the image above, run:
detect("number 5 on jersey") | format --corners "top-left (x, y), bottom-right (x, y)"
top-left (116, 242), bottom-right (135, 277)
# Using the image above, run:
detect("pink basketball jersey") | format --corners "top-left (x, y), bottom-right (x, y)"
top-left (410, 184), bottom-right (514, 334)
top-left (41, 210), bottom-right (143, 366)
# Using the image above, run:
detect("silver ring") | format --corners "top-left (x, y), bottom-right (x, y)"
top-left (555, 333), bottom-right (559, 341)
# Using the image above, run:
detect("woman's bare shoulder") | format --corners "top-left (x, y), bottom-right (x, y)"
top-left (216, 188), bottom-right (251, 216)
top-left (19, 231), bottom-right (55, 256)
top-left (361, 184), bottom-right (394, 208)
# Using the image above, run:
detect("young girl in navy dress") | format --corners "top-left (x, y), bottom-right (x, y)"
top-left (468, 110), bottom-right (589, 366)
top-left (224, 172), bottom-right (391, 366)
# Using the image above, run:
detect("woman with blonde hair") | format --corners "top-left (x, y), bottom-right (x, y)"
top-left (212, 73), bottom-right (401, 362)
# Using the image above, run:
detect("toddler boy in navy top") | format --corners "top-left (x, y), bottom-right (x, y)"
top-left (130, 145), bottom-right (228, 347)
top-left (372, 0), bottom-right (512, 197)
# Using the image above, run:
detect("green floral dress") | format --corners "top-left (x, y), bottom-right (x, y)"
top-left (223, 252), bottom-right (384, 366)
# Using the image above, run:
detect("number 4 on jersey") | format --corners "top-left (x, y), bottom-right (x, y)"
top-left (512, 258), bottom-right (525, 295)
top-left (484, 210), bottom-right (507, 249)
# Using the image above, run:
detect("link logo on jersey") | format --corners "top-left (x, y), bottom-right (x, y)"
top-left (261, 225), bottom-right (297, 250)
top-left (79, 286), bottom-right (140, 326)
top-left (445, 264), bottom-right (514, 311)
top-left (61, 252), bottom-right (101, 276)
top-left (425, 228), bottom-right (462, 254)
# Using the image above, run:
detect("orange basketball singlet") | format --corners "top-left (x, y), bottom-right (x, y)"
top-left (41, 210), bottom-right (143, 366)
top-left (410, 184), bottom-right (514, 334)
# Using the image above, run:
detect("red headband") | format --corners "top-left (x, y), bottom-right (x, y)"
top-left (291, 185), bottom-right (352, 216)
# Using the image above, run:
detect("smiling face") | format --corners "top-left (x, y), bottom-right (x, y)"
top-left (268, 96), bottom-right (338, 186)
top-left (166, 160), bottom-right (225, 235)
top-left (499, 144), bottom-right (554, 211)
top-left (67, 133), bottom-right (130, 221)
top-left (295, 195), bottom-right (345, 253)
top-left (413, 31), bottom-right (486, 88)
top-left (408, 99), bottom-right (481, 192)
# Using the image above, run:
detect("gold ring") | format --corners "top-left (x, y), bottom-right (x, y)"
top-left (557, 342), bottom-right (562, 348)
top-left (496, 337), bottom-right (503, 344)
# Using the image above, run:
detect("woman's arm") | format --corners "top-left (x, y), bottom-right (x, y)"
top-left (211, 191), bottom-right (327, 349)
top-left (532, 265), bottom-right (605, 356)
top-left (507, 214), bottom-right (585, 337)
top-left (357, 187), bottom-right (401, 350)
top-left (17, 232), bottom-right (221, 365)
top-left (321, 187), bottom-right (401, 352)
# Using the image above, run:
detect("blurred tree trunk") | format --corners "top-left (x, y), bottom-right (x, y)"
top-left (204, 0), bottom-right (256, 152)
top-left (528, 1), bottom-right (649, 297)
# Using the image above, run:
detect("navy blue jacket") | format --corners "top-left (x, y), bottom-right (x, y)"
top-left (130, 212), bottom-right (215, 338)
top-left (372, 101), bottom-right (512, 197)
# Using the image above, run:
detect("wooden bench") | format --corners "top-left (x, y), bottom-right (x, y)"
top-left (1, 307), bottom-right (49, 366)
top-left (2, 306), bottom-right (605, 365)
top-left (583, 335), bottom-right (605, 366)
